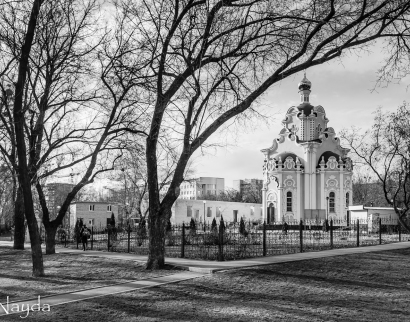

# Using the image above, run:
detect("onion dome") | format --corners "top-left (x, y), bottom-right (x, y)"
top-left (298, 73), bottom-right (311, 91)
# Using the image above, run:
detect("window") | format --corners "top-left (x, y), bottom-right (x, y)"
top-left (329, 192), bottom-right (335, 213)
top-left (250, 208), bottom-right (255, 216)
top-left (107, 205), bottom-right (112, 212)
top-left (286, 191), bottom-right (292, 212)
top-left (216, 207), bottom-right (221, 217)
top-left (89, 204), bottom-right (95, 211)
top-left (300, 120), bottom-right (305, 140)
top-left (207, 207), bottom-right (212, 217)
top-left (88, 219), bottom-right (94, 226)
top-left (187, 206), bottom-right (192, 217)
top-left (233, 210), bottom-right (238, 222)
top-left (310, 119), bottom-right (315, 140)
top-left (346, 192), bottom-right (349, 207)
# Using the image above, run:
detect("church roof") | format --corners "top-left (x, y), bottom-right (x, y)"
top-left (297, 102), bottom-right (314, 115)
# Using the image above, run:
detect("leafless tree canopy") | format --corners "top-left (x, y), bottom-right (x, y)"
top-left (106, 0), bottom-right (410, 268)
top-left (1, 0), bottom-right (410, 271)
top-left (342, 103), bottom-right (410, 231)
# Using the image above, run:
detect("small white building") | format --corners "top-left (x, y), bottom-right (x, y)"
top-left (171, 199), bottom-right (262, 225)
top-left (69, 202), bottom-right (119, 229)
top-left (348, 205), bottom-right (399, 224)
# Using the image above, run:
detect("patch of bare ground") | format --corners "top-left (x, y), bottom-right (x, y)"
top-left (0, 246), bottom-right (182, 300)
top-left (2, 247), bottom-right (410, 321)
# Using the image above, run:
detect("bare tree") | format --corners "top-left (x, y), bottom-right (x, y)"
top-left (342, 103), bottom-right (410, 231)
top-left (0, 0), bottom-right (150, 275)
top-left (113, 0), bottom-right (410, 268)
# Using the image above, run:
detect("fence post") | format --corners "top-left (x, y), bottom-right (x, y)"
top-left (398, 220), bottom-right (401, 242)
top-left (356, 219), bottom-right (360, 247)
top-left (218, 222), bottom-right (224, 261)
top-left (128, 225), bottom-right (131, 253)
top-left (299, 220), bottom-right (303, 253)
top-left (181, 223), bottom-right (185, 258)
top-left (379, 218), bottom-right (382, 245)
top-left (330, 219), bottom-right (333, 249)
top-left (76, 230), bottom-right (79, 249)
top-left (262, 221), bottom-right (266, 257)
top-left (91, 227), bottom-right (94, 250)
top-left (107, 228), bottom-right (110, 251)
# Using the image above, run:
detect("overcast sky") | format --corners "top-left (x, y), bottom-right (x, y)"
top-left (192, 43), bottom-right (410, 189)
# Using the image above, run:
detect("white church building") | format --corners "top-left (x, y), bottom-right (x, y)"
top-left (261, 75), bottom-right (353, 223)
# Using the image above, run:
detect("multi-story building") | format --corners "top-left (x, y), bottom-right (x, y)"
top-left (233, 179), bottom-right (263, 202)
top-left (69, 201), bottom-right (119, 229)
top-left (179, 177), bottom-right (225, 200)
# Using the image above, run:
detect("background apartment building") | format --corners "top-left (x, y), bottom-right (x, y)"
top-left (179, 177), bottom-right (225, 200)
top-left (232, 179), bottom-right (263, 203)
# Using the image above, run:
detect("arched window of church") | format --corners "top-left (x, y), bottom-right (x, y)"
top-left (286, 191), bottom-right (292, 212)
top-left (346, 192), bottom-right (349, 207)
top-left (329, 192), bottom-right (335, 213)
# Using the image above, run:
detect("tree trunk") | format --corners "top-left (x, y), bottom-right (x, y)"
top-left (13, 187), bottom-right (25, 249)
top-left (45, 225), bottom-right (57, 255)
top-left (146, 208), bottom-right (169, 269)
top-left (398, 215), bottom-right (410, 233)
top-left (12, 0), bottom-right (46, 277)
top-left (25, 211), bottom-right (45, 276)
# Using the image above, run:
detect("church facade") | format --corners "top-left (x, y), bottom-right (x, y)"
top-left (261, 75), bottom-right (353, 223)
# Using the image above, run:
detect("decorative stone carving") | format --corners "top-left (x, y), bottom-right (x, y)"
top-left (267, 190), bottom-right (277, 203)
top-left (270, 175), bottom-right (280, 188)
top-left (344, 177), bottom-right (352, 189)
top-left (283, 156), bottom-right (296, 170)
top-left (326, 175), bottom-right (338, 188)
top-left (319, 156), bottom-right (326, 168)
top-left (284, 175), bottom-right (296, 187)
top-left (326, 156), bottom-right (338, 170)
top-left (296, 157), bottom-right (301, 167)
top-left (266, 158), bottom-right (277, 171)
top-left (284, 213), bottom-right (294, 222)
top-left (345, 158), bottom-right (353, 171)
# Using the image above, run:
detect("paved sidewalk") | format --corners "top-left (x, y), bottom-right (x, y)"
top-left (2, 240), bottom-right (410, 273)
top-left (0, 271), bottom-right (205, 317)
top-left (1, 241), bottom-right (410, 317)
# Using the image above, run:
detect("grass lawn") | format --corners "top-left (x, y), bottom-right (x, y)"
top-left (0, 247), bottom-right (182, 299)
top-left (1, 246), bottom-right (410, 321)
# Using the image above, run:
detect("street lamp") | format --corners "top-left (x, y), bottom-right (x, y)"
top-left (326, 196), bottom-right (329, 221)
top-left (203, 200), bottom-right (206, 232)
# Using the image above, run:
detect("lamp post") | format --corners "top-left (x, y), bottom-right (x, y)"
top-left (203, 200), bottom-right (206, 232)
top-left (326, 196), bottom-right (329, 221)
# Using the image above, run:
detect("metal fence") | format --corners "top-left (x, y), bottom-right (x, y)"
top-left (54, 218), bottom-right (410, 261)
